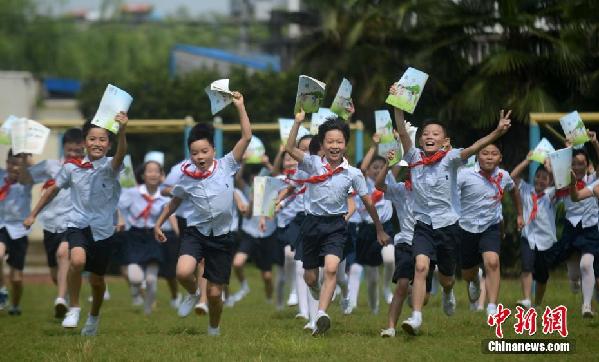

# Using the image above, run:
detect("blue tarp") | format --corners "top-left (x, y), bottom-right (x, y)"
top-left (44, 78), bottom-right (81, 95)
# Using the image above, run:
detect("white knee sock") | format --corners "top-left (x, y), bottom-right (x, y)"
top-left (581, 253), bottom-right (595, 306)
top-left (336, 260), bottom-right (349, 298)
top-left (348, 263), bottom-right (363, 307)
top-left (127, 264), bottom-right (144, 297)
top-left (284, 246), bottom-right (296, 298)
top-left (144, 264), bottom-right (159, 313)
top-left (296, 261), bottom-right (309, 317)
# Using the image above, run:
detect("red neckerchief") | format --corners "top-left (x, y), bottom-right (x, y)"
top-left (529, 191), bottom-right (545, 223)
top-left (282, 169), bottom-right (297, 176)
top-left (371, 189), bottom-right (384, 204)
top-left (283, 186), bottom-right (307, 205)
top-left (294, 158), bottom-right (345, 185)
top-left (405, 150), bottom-right (448, 192)
top-left (136, 192), bottom-right (155, 224)
top-left (65, 158), bottom-right (93, 169)
top-left (182, 160), bottom-right (217, 180)
top-left (555, 179), bottom-right (586, 198)
top-left (479, 169), bottom-right (504, 201)
top-left (0, 177), bottom-right (14, 201)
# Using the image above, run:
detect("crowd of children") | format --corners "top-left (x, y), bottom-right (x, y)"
top-left (1, 82), bottom-right (598, 339)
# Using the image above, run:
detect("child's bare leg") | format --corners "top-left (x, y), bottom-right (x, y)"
top-left (176, 255), bottom-right (198, 294)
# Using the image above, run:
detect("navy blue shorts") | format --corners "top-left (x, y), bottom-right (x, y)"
top-left (345, 222), bottom-right (360, 266)
top-left (520, 238), bottom-right (551, 283)
top-left (459, 223), bottom-right (501, 269)
top-left (43, 230), bottom-right (66, 268)
top-left (159, 231), bottom-right (179, 279)
top-left (0, 228), bottom-right (28, 271)
top-left (553, 221), bottom-right (599, 264)
top-left (392, 243), bottom-right (435, 292)
top-left (126, 227), bottom-right (164, 266)
top-left (238, 232), bottom-right (279, 272)
top-left (179, 227), bottom-right (235, 285)
top-left (300, 214), bottom-right (347, 270)
top-left (412, 221), bottom-right (460, 277)
top-left (66, 227), bottom-right (114, 276)
top-left (355, 220), bottom-right (395, 266)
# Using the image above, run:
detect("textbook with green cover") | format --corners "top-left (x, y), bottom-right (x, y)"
top-left (245, 136), bottom-right (265, 164)
top-left (252, 176), bottom-right (287, 218)
top-left (529, 138), bottom-right (555, 163)
top-left (331, 78), bottom-right (352, 120)
top-left (375, 110), bottom-right (401, 166)
top-left (559, 111), bottom-right (589, 147)
top-left (205, 79), bottom-right (234, 115)
top-left (120, 155), bottom-right (136, 188)
top-left (294, 75), bottom-right (326, 114)
top-left (0, 115), bottom-right (18, 145)
top-left (385, 67), bottom-right (428, 114)
top-left (91, 84), bottom-right (133, 134)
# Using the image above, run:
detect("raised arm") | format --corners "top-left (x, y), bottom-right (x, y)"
top-left (23, 185), bottom-right (60, 228)
top-left (230, 92), bottom-right (253, 163)
top-left (375, 155), bottom-right (391, 193)
top-left (270, 145), bottom-right (285, 177)
top-left (361, 133), bottom-right (381, 175)
top-left (111, 112), bottom-right (128, 173)
top-left (154, 197), bottom-right (183, 242)
top-left (285, 109), bottom-right (308, 162)
top-left (589, 131), bottom-right (599, 164)
top-left (510, 153), bottom-right (532, 183)
top-left (461, 110), bottom-right (511, 160)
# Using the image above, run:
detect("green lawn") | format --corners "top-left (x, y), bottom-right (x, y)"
top-left (1, 268), bottom-right (597, 361)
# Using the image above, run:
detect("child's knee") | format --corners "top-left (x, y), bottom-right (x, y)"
top-left (414, 261), bottom-right (429, 276)
top-left (70, 257), bottom-right (85, 270)
top-left (262, 271), bottom-right (273, 282)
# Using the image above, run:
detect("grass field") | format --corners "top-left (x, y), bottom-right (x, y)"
top-left (1, 267), bottom-right (598, 361)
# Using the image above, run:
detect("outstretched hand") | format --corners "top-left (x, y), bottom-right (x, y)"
top-left (496, 109), bottom-right (512, 135)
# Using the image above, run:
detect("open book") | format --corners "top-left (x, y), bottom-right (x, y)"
top-left (310, 107), bottom-right (336, 135)
top-left (375, 110), bottom-right (401, 166)
top-left (91, 84), bottom-right (133, 134)
top-left (252, 176), bottom-right (287, 217)
top-left (331, 78), bottom-right (352, 120)
top-left (385, 67), bottom-right (428, 114)
top-left (11, 118), bottom-right (50, 155)
top-left (0, 115), bottom-right (19, 145)
top-left (560, 111), bottom-right (589, 147)
top-left (548, 148), bottom-right (572, 189)
top-left (294, 75), bottom-right (326, 114)
top-left (205, 79), bottom-right (234, 115)
top-left (119, 155), bottom-right (136, 188)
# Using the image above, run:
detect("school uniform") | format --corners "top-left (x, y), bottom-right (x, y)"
top-left (297, 155), bottom-right (368, 270)
top-left (518, 180), bottom-right (557, 283)
top-left (275, 172), bottom-right (307, 247)
top-left (171, 153), bottom-right (240, 285)
top-left (164, 160), bottom-right (195, 237)
top-left (457, 165), bottom-right (514, 269)
top-left (553, 175), bottom-right (599, 261)
top-left (0, 171), bottom-right (32, 271)
top-left (345, 194), bottom-right (363, 266)
top-left (355, 176), bottom-right (395, 266)
top-left (54, 156), bottom-right (122, 276)
top-left (119, 185), bottom-right (170, 266)
top-left (385, 175), bottom-right (435, 292)
top-left (403, 147), bottom-right (463, 277)
top-left (29, 159), bottom-right (71, 269)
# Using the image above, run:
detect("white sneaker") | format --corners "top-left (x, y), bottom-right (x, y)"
top-left (54, 297), bottom-right (68, 319)
top-left (62, 308), bottom-right (80, 328)
top-left (177, 293), bottom-right (200, 317)
top-left (312, 311), bottom-right (331, 336)
top-left (295, 313), bottom-right (309, 320)
top-left (340, 297), bottom-right (350, 312)
top-left (469, 302), bottom-right (484, 312)
top-left (81, 315), bottom-right (99, 336)
top-left (132, 295), bottom-right (144, 307)
top-left (287, 292), bottom-right (298, 307)
top-left (232, 286), bottom-right (250, 302)
top-left (380, 328), bottom-right (396, 338)
top-left (303, 321), bottom-right (315, 331)
top-left (401, 317), bottom-right (421, 335)
top-left (343, 303), bottom-right (354, 315)
top-left (207, 326), bottom-right (220, 336)
top-left (516, 299), bottom-right (532, 309)
top-left (194, 302), bottom-right (209, 316)
top-left (442, 289), bottom-right (456, 316)
top-left (224, 297), bottom-right (236, 307)
top-left (384, 289), bottom-right (393, 305)
top-left (468, 281), bottom-right (480, 303)
top-left (486, 304), bottom-right (498, 316)
top-left (170, 294), bottom-right (182, 309)
top-left (582, 304), bottom-right (595, 319)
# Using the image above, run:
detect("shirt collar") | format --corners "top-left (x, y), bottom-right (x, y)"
top-left (83, 155), bottom-right (106, 168)
top-left (185, 159), bottom-right (217, 173)
top-left (139, 184), bottom-right (161, 198)
top-left (322, 156), bottom-right (349, 170)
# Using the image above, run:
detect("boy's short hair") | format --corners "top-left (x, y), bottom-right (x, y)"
top-left (573, 149), bottom-right (590, 164)
top-left (62, 128), bottom-right (84, 146)
top-left (478, 142), bottom-right (503, 154)
top-left (135, 160), bottom-right (163, 184)
top-left (369, 155), bottom-right (387, 166)
top-left (308, 137), bottom-right (321, 155)
top-left (420, 119), bottom-right (448, 138)
top-left (318, 117), bottom-right (350, 144)
top-left (82, 121), bottom-right (114, 143)
top-left (187, 123), bottom-right (214, 148)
